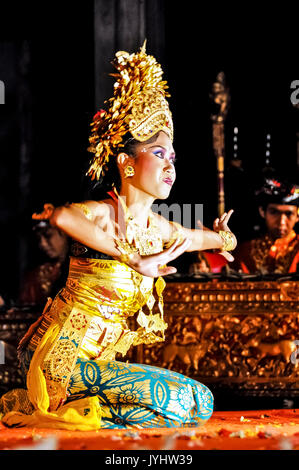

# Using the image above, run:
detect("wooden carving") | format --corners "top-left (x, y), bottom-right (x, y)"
top-left (135, 280), bottom-right (299, 396)
top-left (210, 72), bottom-right (230, 216)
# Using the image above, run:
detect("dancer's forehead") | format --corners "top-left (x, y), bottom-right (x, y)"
top-left (138, 131), bottom-right (175, 155)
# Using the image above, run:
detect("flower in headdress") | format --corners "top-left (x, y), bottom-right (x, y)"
top-left (93, 109), bottom-right (106, 120)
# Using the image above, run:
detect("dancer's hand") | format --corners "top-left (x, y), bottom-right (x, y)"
top-left (126, 237), bottom-right (192, 277)
top-left (213, 209), bottom-right (234, 233)
top-left (213, 209), bottom-right (237, 261)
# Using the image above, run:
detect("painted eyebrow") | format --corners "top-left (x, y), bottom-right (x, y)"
top-left (148, 145), bottom-right (176, 155)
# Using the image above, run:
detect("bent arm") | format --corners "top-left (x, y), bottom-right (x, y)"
top-left (49, 203), bottom-right (193, 277)
top-left (49, 204), bottom-right (121, 258)
top-left (153, 211), bottom-right (236, 255)
top-left (154, 213), bottom-right (225, 252)
top-left (170, 223), bottom-right (236, 262)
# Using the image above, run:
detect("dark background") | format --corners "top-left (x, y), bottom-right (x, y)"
top-left (1, 1), bottom-right (299, 299)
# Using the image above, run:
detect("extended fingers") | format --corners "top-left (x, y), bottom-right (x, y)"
top-left (32, 211), bottom-right (48, 220)
top-left (158, 266), bottom-right (177, 276)
top-left (166, 238), bottom-right (192, 261)
top-left (222, 209), bottom-right (234, 224)
top-left (217, 209), bottom-right (234, 230)
top-left (213, 218), bottom-right (220, 231)
top-left (157, 238), bottom-right (191, 265)
top-left (225, 209), bottom-right (234, 220)
top-left (196, 219), bottom-right (203, 229)
top-left (219, 250), bottom-right (234, 262)
top-left (163, 236), bottom-right (188, 255)
top-left (32, 203), bottom-right (55, 220)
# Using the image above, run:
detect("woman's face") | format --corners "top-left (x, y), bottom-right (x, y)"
top-left (129, 131), bottom-right (176, 200)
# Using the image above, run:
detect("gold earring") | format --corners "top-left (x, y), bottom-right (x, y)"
top-left (124, 165), bottom-right (135, 178)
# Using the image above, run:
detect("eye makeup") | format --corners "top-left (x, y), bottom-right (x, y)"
top-left (151, 146), bottom-right (176, 164)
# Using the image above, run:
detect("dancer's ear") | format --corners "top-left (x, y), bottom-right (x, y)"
top-left (117, 152), bottom-right (134, 169)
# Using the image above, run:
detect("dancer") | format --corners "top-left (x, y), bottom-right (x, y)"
top-left (0, 44), bottom-right (236, 430)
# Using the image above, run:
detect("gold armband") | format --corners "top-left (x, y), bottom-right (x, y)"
top-left (70, 203), bottom-right (93, 221)
top-left (115, 238), bottom-right (138, 264)
top-left (219, 230), bottom-right (235, 251)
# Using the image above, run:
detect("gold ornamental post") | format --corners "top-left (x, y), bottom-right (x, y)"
top-left (210, 72), bottom-right (230, 217)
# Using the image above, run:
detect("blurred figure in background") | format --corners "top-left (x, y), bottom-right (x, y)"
top-left (232, 176), bottom-right (299, 274)
top-left (189, 251), bottom-right (228, 274)
top-left (189, 252), bottom-right (211, 274)
top-left (19, 210), bottom-right (69, 306)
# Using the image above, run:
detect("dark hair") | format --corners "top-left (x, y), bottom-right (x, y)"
top-left (255, 173), bottom-right (299, 210)
top-left (84, 132), bottom-right (159, 201)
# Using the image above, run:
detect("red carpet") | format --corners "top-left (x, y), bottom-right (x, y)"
top-left (1, 409), bottom-right (299, 450)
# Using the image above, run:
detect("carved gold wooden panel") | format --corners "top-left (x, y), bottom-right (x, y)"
top-left (133, 281), bottom-right (299, 396)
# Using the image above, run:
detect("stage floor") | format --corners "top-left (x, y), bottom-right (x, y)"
top-left (0, 409), bottom-right (299, 450)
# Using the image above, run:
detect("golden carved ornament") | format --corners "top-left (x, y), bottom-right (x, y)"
top-left (133, 281), bottom-right (299, 389)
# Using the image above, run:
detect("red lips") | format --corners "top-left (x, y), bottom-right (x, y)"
top-left (163, 178), bottom-right (173, 186)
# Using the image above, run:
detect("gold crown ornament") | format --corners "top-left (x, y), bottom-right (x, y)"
top-left (87, 41), bottom-right (173, 181)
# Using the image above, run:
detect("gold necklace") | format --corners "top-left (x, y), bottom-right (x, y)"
top-left (113, 187), bottom-right (163, 255)
top-left (112, 188), bottom-right (167, 342)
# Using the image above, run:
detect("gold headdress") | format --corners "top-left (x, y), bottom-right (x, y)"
top-left (87, 41), bottom-right (173, 181)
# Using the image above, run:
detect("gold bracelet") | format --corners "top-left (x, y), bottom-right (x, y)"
top-left (219, 230), bottom-right (235, 251)
top-left (115, 238), bottom-right (138, 264)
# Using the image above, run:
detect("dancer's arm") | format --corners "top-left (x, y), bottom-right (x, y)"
top-left (153, 209), bottom-right (237, 262)
top-left (48, 202), bottom-right (192, 277)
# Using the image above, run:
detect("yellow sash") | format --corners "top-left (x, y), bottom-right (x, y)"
top-left (2, 317), bottom-right (102, 430)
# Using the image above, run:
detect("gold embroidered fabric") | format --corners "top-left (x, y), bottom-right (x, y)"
top-left (113, 187), bottom-right (164, 256)
top-left (1, 254), bottom-right (169, 430)
top-left (250, 231), bottom-right (299, 274)
top-left (26, 256), bottom-right (167, 411)
top-left (124, 212), bottom-right (164, 256)
top-left (1, 198), bottom-right (185, 429)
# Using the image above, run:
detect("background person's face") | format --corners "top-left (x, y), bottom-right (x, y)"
top-left (262, 203), bottom-right (299, 239)
top-left (37, 227), bottom-right (68, 260)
